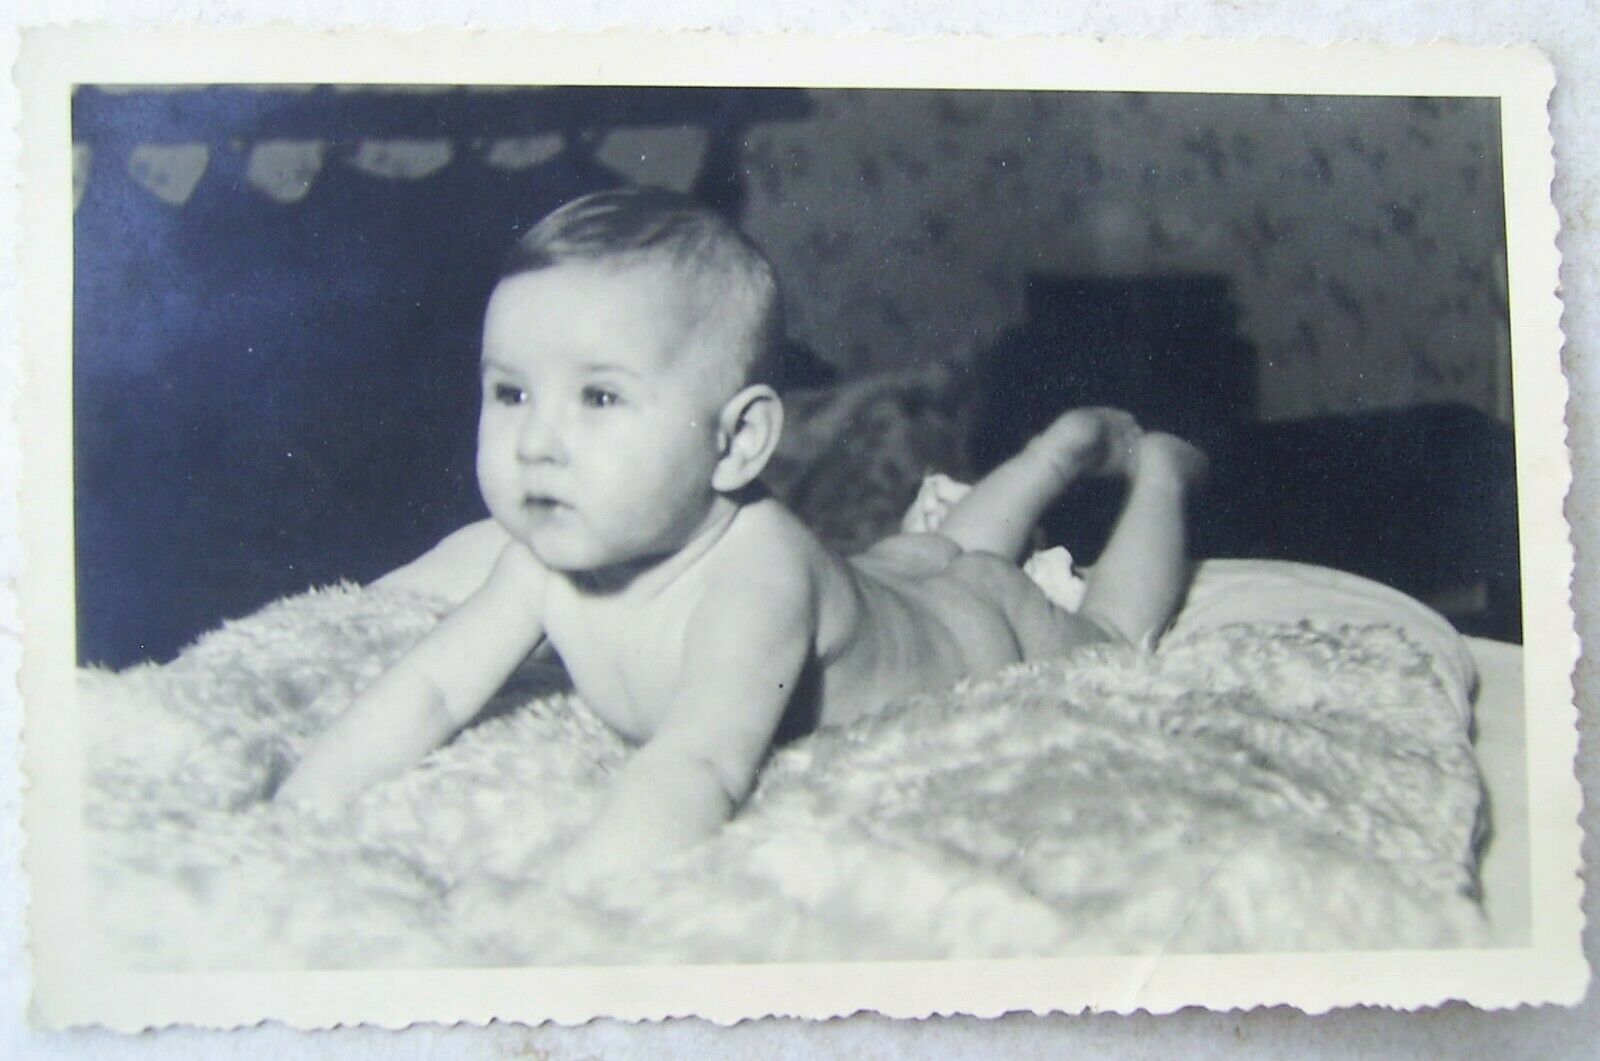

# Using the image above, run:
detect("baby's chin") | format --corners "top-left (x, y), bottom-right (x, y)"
top-left (542, 547), bottom-right (680, 594)
top-left (513, 528), bottom-right (669, 586)
top-left (487, 495), bottom-right (717, 583)
top-left (516, 535), bottom-right (610, 574)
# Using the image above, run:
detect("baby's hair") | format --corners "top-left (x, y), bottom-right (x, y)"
top-left (501, 186), bottom-right (786, 391)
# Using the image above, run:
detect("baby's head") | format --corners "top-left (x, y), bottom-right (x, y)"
top-left (501, 186), bottom-right (786, 394)
top-left (477, 187), bottom-right (788, 576)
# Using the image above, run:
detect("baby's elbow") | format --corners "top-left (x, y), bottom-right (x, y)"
top-left (689, 748), bottom-right (754, 809)
top-left (392, 657), bottom-right (475, 734)
top-left (652, 739), bottom-right (753, 811)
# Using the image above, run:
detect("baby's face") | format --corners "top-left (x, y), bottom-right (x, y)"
top-left (476, 259), bottom-right (739, 575)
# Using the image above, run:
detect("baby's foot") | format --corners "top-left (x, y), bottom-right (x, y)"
top-left (1134, 431), bottom-right (1211, 491)
top-left (1033, 407), bottom-right (1143, 482)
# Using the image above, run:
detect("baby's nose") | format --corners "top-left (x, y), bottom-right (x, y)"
top-left (515, 408), bottom-right (569, 463)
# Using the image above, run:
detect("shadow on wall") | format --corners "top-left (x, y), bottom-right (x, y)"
top-left (973, 273), bottom-right (1256, 464)
top-left (970, 272), bottom-right (1520, 641)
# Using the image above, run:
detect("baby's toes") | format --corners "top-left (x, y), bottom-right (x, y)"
top-left (1100, 411), bottom-right (1144, 476)
top-left (1139, 432), bottom-right (1210, 486)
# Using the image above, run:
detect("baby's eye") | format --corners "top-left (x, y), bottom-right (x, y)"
top-left (581, 385), bottom-right (621, 409)
top-left (491, 382), bottom-right (526, 406)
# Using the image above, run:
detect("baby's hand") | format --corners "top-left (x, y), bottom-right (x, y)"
top-left (1037, 407), bottom-right (1143, 480)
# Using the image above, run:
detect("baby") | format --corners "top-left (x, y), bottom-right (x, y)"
top-left (275, 187), bottom-right (1208, 883)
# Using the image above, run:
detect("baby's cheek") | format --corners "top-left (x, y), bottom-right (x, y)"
top-left (476, 457), bottom-right (520, 524)
top-left (472, 456), bottom-right (499, 508)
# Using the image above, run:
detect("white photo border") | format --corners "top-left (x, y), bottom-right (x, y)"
top-left (15, 25), bottom-right (1584, 1028)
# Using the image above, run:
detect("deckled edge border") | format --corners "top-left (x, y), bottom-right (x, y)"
top-left (8, 24), bottom-right (1589, 1030)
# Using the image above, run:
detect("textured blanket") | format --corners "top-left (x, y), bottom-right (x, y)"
top-left (83, 579), bottom-right (1487, 969)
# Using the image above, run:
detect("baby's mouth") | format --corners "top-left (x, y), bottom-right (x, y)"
top-left (522, 493), bottom-right (570, 514)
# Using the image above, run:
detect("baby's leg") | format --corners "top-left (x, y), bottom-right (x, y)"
top-left (936, 407), bottom-right (1141, 562)
top-left (1077, 432), bottom-right (1210, 648)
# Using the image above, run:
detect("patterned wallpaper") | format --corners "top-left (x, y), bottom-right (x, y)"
top-left (735, 91), bottom-right (1511, 423)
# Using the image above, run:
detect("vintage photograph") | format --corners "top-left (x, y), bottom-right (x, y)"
top-left (18, 29), bottom-right (1582, 1025)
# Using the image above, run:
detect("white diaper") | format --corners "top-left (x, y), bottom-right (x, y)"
top-left (1022, 545), bottom-right (1090, 613)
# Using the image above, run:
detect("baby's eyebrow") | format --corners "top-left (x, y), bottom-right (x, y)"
top-left (577, 361), bottom-right (643, 378)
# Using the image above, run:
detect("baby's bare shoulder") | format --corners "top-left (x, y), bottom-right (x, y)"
top-left (703, 499), bottom-right (836, 610)
top-left (721, 497), bottom-right (827, 563)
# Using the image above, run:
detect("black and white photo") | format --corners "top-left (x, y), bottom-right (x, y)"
top-left (17, 27), bottom-right (1583, 1026)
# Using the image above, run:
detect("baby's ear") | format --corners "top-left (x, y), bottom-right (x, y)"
top-left (712, 384), bottom-right (785, 492)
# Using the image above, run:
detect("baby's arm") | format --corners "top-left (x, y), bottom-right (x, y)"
top-left (1077, 432), bottom-right (1209, 649)
top-left (275, 542), bottom-right (548, 809)
top-left (558, 556), bottom-right (817, 881)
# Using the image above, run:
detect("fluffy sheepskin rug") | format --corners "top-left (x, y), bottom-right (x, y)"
top-left (83, 582), bottom-right (1487, 969)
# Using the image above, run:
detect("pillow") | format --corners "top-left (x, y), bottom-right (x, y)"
top-left (1168, 558), bottom-right (1480, 723)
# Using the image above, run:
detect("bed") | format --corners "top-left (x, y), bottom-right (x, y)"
top-left (77, 374), bottom-right (1530, 967)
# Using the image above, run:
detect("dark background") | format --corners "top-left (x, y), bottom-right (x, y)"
top-left (72, 86), bottom-right (1521, 667)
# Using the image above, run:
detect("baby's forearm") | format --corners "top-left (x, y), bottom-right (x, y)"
top-left (275, 668), bottom-right (460, 808)
top-left (281, 544), bottom-right (548, 809)
top-left (565, 740), bottom-right (739, 876)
